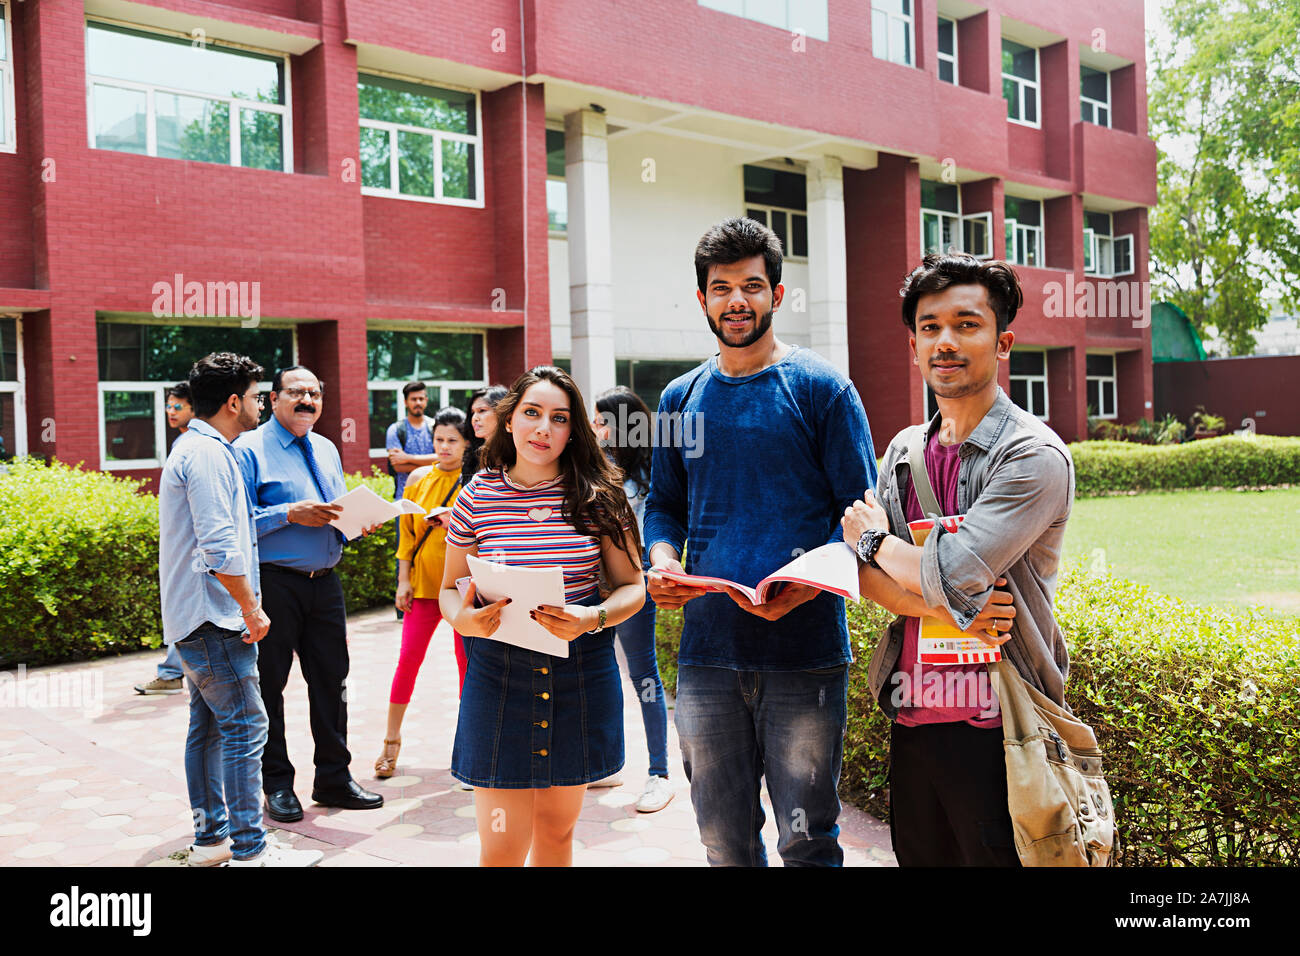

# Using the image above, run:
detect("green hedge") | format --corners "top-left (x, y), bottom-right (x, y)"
top-left (1070, 435), bottom-right (1300, 496)
top-left (656, 564), bottom-right (1300, 866)
top-left (0, 460), bottom-right (398, 666)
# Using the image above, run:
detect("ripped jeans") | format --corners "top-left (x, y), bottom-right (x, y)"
top-left (674, 663), bottom-right (848, 867)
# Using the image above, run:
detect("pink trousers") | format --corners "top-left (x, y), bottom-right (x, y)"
top-left (389, 598), bottom-right (468, 704)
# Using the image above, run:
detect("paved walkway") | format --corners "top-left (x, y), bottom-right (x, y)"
top-left (0, 607), bottom-right (895, 867)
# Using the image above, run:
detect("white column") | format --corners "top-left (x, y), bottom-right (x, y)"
top-left (565, 109), bottom-right (615, 406)
top-left (806, 155), bottom-right (850, 376)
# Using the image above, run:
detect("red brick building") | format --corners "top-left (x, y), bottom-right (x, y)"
top-left (0, 0), bottom-right (1156, 482)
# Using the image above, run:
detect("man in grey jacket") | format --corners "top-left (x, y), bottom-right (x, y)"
top-left (842, 253), bottom-right (1075, 866)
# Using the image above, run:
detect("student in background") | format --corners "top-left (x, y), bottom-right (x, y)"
top-left (593, 386), bottom-right (673, 813)
top-left (461, 385), bottom-right (507, 485)
top-left (375, 406), bottom-right (470, 779)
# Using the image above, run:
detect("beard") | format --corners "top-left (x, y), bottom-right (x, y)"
top-left (707, 305), bottom-right (774, 349)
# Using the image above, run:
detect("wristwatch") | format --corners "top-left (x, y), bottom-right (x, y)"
top-left (855, 529), bottom-right (890, 569)
top-left (588, 606), bottom-right (608, 633)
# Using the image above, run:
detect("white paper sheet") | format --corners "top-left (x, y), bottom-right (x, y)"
top-left (465, 555), bottom-right (570, 658)
top-left (327, 484), bottom-right (425, 541)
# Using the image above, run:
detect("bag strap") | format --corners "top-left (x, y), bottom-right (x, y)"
top-left (906, 425), bottom-right (943, 518)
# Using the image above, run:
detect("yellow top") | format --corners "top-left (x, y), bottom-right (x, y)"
top-left (397, 465), bottom-right (464, 599)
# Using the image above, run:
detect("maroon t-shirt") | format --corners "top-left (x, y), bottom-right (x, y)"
top-left (893, 431), bottom-right (1002, 728)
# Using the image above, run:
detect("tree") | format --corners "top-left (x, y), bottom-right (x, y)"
top-left (1148, 0), bottom-right (1300, 355)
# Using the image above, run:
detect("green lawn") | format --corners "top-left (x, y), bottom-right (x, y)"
top-left (1062, 487), bottom-right (1300, 615)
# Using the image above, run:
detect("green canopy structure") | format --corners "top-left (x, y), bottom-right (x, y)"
top-left (1151, 301), bottom-right (1208, 362)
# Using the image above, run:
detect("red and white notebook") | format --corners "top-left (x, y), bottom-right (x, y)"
top-left (656, 542), bottom-right (860, 605)
top-left (908, 515), bottom-right (1002, 665)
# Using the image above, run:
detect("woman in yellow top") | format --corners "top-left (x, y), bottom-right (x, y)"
top-left (375, 406), bottom-right (469, 778)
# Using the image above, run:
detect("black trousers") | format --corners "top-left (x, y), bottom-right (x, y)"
top-left (258, 566), bottom-right (352, 793)
top-left (889, 720), bottom-right (1021, 866)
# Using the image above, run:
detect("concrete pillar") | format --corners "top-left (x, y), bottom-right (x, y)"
top-left (565, 109), bottom-right (614, 406)
top-left (806, 156), bottom-right (850, 377)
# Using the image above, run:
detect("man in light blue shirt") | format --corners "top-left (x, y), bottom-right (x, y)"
top-left (235, 365), bottom-right (384, 823)
top-left (159, 352), bottom-right (320, 867)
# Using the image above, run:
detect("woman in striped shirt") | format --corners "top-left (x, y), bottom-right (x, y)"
top-left (440, 366), bottom-right (645, 867)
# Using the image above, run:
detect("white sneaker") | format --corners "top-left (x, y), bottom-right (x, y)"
top-left (225, 834), bottom-right (323, 867)
top-left (634, 775), bottom-right (674, 813)
top-left (587, 772), bottom-right (623, 789)
top-left (187, 837), bottom-right (232, 867)
top-left (452, 780), bottom-right (474, 792)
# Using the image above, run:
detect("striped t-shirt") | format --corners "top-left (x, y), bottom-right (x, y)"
top-left (445, 469), bottom-right (601, 603)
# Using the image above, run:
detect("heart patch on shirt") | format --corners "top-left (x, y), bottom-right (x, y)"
top-left (528, 507), bottom-right (553, 523)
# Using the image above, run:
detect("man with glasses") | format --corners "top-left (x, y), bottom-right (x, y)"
top-left (136, 381), bottom-right (200, 695)
top-left (234, 366), bottom-right (385, 823)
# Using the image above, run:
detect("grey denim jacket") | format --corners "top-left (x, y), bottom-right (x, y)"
top-left (865, 387), bottom-right (1075, 718)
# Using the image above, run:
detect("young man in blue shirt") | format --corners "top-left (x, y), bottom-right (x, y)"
top-left (644, 217), bottom-right (877, 866)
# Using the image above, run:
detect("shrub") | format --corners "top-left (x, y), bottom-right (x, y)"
top-left (655, 564), bottom-right (1300, 865)
top-left (1070, 435), bottom-right (1300, 495)
top-left (335, 469), bottom-right (400, 614)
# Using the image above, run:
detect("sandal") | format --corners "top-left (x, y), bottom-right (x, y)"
top-left (374, 739), bottom-right (401, 779)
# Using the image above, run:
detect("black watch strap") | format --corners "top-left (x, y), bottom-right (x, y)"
top-left (856, 529), bottom-right (889, 569)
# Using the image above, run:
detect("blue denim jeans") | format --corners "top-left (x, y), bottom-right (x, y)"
top-left (614, 597), bottom-right (669, 778)
top-left (157, 642), bottom-right (183, 681)
top-left (675, 663), bottom-right (848, 867)
top-left (175, 622), bottom-right (269, 861)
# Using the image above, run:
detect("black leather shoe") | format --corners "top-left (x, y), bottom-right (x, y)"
top-left (266, 789), bottom-right (304, 823)
top-left (311, 780), bottom-right (384, 810)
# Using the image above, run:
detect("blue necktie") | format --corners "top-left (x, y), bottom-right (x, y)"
top-left (296, 434), bottom-right (346, 543)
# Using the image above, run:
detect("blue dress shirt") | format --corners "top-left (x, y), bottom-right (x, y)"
top-left (234, 416), bottom-right (347, 572)
top-left (158, 419), bottom-right (260, 645)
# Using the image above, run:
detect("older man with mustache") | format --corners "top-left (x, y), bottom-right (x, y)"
top-left (234, 365), bottom-right (384, 823)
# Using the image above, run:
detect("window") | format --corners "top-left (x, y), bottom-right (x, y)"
top-left (697, 1), bottom-right (829, 42)
top-left (1002, 39), bottom-right (1039, 127)
top-left (1, 2), bottom-right (14, 153)
top-left (1004, 195), bottom-right (1043, 267)
top-left (615, 359), bottom-right (702, 414)
top-left (358, 72), bottom-right (482, 205)
top-left (96, 320), bottom-right (293, 468)
top-left (0, 317), bottom-right (25, 459)
top-left (872, 0), bottom-right (913, 67)
top-left (937, 15), bottom-right (958, 85)
top-left (85, 21), bottom-right (290, 170)
top-left (1080, 65), bottom-right (1110, 127)
top-left (1086, 353), bottom-right (1117, 419)
top-left (744, 165), bottom-right (808, 258)
top-left (546, 128), bottom-right (566, 233)
top-left (366, 329), bottom-right (486, 454)
top-left (1009, 349), bottom-right (1049, 420)
top-left (920, 180), bottom-right (991, 258)
top-left (1083, 211), bottom-right (1134, 277)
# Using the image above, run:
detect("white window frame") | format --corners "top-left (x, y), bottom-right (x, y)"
top-left (367, 380), bottom-right (487, 458)
top-left (962, 211), bottom-right (992, 259)
top-left (1084, 213), bottom-right (1135, 278)
top-left (872, 0), bottom-right (914, 68)
top-left (358, 70), bottom-right (485, 209)
top-left (85, 18), bottom-right (293, 172)
top-left (1004, 197), bottom-right (1043, 268)
top-left (1009, 349), bottom-right (1049, 421)
top-left (0, 315), bottom-right (27, 457)
top-left (936, 14), bottom-right (959, 85)
top-left (745, 203), bottom-right (808, 260)
top-left (1086, 352), bottom-right (1118, 420)
top-left (1002, 41), bottom-right (1040, 129)
top-left (546, 124), bottom-right (567, 237)
top-left (0, 1), bottom-right (15, 154)
top-left (1080, 66), bottom-right (1111, 128)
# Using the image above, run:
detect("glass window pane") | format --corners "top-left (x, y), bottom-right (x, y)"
top-left (441, 139), bottom-right (475, 200)
top-left (891, 18), bottom-right (911, 66)
top-left (1086, 353), bottom-right (1114, 377)
top-left (921, 179), bottom-right (959, 213)
top-left (924, 213), bottom-right (941, 255)
top-left (964, 217), bottom-right (987, 257)
top-left (770, 210), bottom-right (789, 254)
top-left (1103, 380), bottom-right (1116, 417)
top-left (1004, 219), bottom-right (1015, 261)
top-left (86, 22), bottom-right (282, 103)
top-left (156, 93), bottom-right (230, 164)
top-left (547, 178), bottom-right (568, 231)
top-left (1086, 379), bottom-right (1100, 414)
top-left (937, 17), bottom-right (954, 55)
top-left (96, 322), bottom-right (292, 382)
top-left (360, 126), bottom-right (391, 189)
top-left (1024, 86), bottom-right (1038, 123)
top-left (743, 165), bottom-right (806, 210)
top-left (1031, 380), bottom-right (1046, 415)
top-left (0, 12), bottom-right (6, 61)
top-left (546, 128), bottom-right (565, 177)
top-left (791, 213), bottom-right (808, 257)
top-left (1004, 40), bottom-right (1036, 81)
top-left (1114, 235), bottom-right (1133, 274)
top-left (1081, 100), bottom-right (1091, 123)
top-left (357, 73), bottom-right (474, 134)
top-left (1003, 77), bottom-right (1020, 120)
top-left (0, 317), bottom-right (16, 381)
top-left (1010, 350), bottom-right (1043, 375)
top-left (0, 393), bottom-right (14, 461)
top-left (1098, 107), bottom-right (1109, 127)
top-left (397, 130), bottom-right (435, 197)
top-left (1083, 230), bottom-right (1094, 271)
top-left (366, 330), bottom-right (483, 382)
top-left (1009, 378), bottom-right (1028, 410)
top-left (369, 389), bottom-right (397, 449)
top-left (872, 9), bottom-right (889, 60)
top-left (93, 85), bottom-right (148, 154)
top-left (1086, 211), bottom-right (1112, 235)
top-left (104, 390), bottom-right (156, 461)
top-left (1080, 66), bottom-right (1108, 102)
top-left (746, 208), bottom-right (767, 225)
top-left (1023, 228), bottom-right (1038, 266)
top-left (1019, 199), bottom-right (1041, 227)
top-left (939, 59), bottom-right (954, 84)
top-left (240, 108), bottom-right (283, 170)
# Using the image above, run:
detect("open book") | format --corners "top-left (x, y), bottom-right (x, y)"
top-left (908, 516), bottom-right (1002, 665)
top-left (656, 542), bottom-right (860, 605)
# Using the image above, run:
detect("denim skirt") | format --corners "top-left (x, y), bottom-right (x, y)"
top-left (451, 619), bottom-right (625, 789)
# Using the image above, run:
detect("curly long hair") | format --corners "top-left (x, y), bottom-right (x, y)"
top-left (482, 366), bottom-right (641, 564)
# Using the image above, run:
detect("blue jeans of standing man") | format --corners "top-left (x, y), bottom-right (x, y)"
top-left (675, 663), bottom-right (848, 867)
top-left (613, 596), bottom-right (668, 778)
top-left (175, 622), bottom-right (270, 861)
top-left (157, 642), bottom-right (183, 681)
